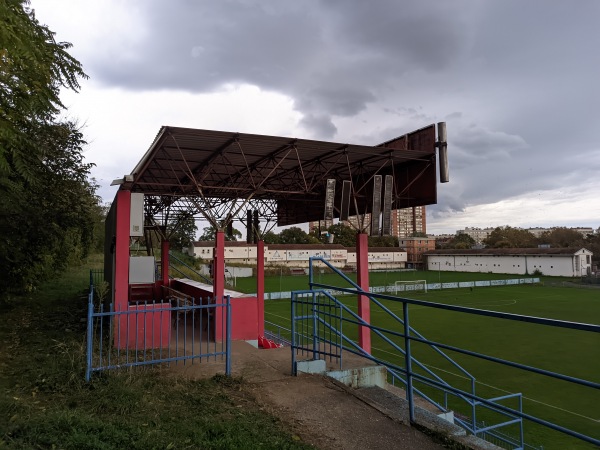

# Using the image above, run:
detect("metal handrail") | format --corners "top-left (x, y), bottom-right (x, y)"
top-left (168, 251), bottom-right (212, 284)
top-left (292, 257), bottom-right (600, 448)
top-left (308, 258), bottom-right (477, 382)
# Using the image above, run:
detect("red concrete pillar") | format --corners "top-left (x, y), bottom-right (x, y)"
top-left (161, 239), bottom-right (170, 286)
top-left (213, 230), bottom-right (226, 340)
top-left (257, 240), bottom-right (265, 336)
top-left (356, 232), bottom-right (371, 353)
top-left (114, 190), bottom-right (131, 312)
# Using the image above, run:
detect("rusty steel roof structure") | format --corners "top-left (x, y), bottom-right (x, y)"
top-left (120, 124), bottom-right (443, 229)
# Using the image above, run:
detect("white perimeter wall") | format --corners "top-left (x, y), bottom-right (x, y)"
top-left (427, 249), bottom-right (593, 277)
top-left (189, 244), bottom-right (407, 269)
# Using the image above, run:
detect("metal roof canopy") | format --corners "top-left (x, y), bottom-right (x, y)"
top-left (121, 124), bottom-right (445, 229)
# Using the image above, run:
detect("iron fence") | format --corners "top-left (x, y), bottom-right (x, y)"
top-left (86, 271), bottom-right (231, 381)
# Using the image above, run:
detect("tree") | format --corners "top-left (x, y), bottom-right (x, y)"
top-left (262, 230), bottom-right (280, 244)
top-left (483, 226), bottom-right (537, 248)
top-left (324, 224), bottom-right (356, 247)
top-left (0, 0), bottom-right (87, 182)
top-left (198, 223), bottom-right (241, 242)
top-left (539, 227), bottom-right (585, 248)
top-left (0, 2), bottom-right (94, 297)
top-left (0, 121), bottom-right (100, 294)
top-left (444, 233), bottom-right (476, 249)
top-left (585, 228), bottom-right (600, 265)
top-left (279, 227), bottom-right (319, 245)
top-left (168, 212), bottom-right (197, 250)
top-left (368, 235), bottom-right (399, 247)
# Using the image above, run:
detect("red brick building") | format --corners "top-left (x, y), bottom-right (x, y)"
top-left (398, 236), bottom-right (436, 267)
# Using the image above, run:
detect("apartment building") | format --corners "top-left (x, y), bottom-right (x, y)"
top-left (310, 205), bottom-right (427, 238)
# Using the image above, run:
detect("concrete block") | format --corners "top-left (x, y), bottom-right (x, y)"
top-left (327, 365), bottom-right (387, 388)
top-left (296, 359), bottom-right (326, 374)
top-left (437, 410), bottom-right (454, 424)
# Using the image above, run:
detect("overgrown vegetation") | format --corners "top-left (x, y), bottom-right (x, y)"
top-left (0, 258), bottom-right (312, 449)
top-left (0, 0), bottom-right (104, 299)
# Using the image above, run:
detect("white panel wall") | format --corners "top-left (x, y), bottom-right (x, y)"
top-left (426, 253), bottom-right (588, 277)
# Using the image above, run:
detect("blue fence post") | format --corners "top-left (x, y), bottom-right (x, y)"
top-left (472, 377), bottom-right (477, 434)
top-left (403, 301), bottom-right (415, 423)
top-left (519, 394), bottom-right (524, 449)
top-left (85, 290), bottom-right (94, 382)
top-left (226, 295), bottom-right (231, 376)
top-left (291, 293), bottom-right (297, 375)
top-left (312, 292), bottom-right (319, 361)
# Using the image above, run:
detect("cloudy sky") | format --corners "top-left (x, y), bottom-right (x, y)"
top-left (31, 0), bottom-right (600, 234)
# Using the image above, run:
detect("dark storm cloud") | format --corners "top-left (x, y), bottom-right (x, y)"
top-left (85, 0), bottom-right (600, 218)
top-left (90, 0), bottom-right (474, 139)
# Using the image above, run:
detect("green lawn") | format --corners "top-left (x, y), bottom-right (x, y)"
top-left (263, 275), bottom-right (600, 450)
top-left (230, 269), bottom-right (546, 294)
top-left (0, 257), bottom-right (311, 450)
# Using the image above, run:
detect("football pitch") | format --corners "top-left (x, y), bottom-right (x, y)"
top-left (262, 275), bottom-right (600, 450)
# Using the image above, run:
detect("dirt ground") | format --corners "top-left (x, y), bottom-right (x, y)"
top-left (171, 341), bottom-right (447, 450)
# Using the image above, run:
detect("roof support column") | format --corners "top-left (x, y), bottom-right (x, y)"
top-left (356, 232), bottom-right (371, 353)
top-left (257, 240), bottom-right (265, 336)
top-left (114, 190), bottom-right (131, 312)
top-left (213, 230), bottom-right (226, 340)
top-left (161, 239), bottom-right (170, 286)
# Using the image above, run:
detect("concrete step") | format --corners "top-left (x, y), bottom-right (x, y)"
top-left (295, 360), bottom-right (503, 450)
top-left (352, 384), bottom-right (503, 450)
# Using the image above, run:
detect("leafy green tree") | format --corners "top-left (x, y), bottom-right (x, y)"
top-left (199, 223), bottom-right (241, 242)
top-left (324, 223), bottom-right (356, 247)
top-left (262, 230), bottom-right (280, 244)
top-left (368, 235), bottom-right (399, 247)
top-left (0, 2), bottom-right (95, 297)
top-left (483, 226), bottom-right (537, 248)
top-left (1, 122), bottom-right (99, 294)
top-left (279, 227), bottom-right (319, 245)
top-left (168, 212), bottom-right (198, 250)
top-left (0, 0), bottom-right (87, 182)
top-left (538, 227), bottom-right (585, 248)
top-left (443, 233), bottom-right (476, 249)
top-left (586, 229), bottom-right (600, 265)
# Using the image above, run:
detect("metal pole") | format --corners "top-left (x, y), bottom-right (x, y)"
top-left (291, 293), bottom-right (297, 375)
top-left (226, 295), bottom-right (231, 376)
top-left (403, 302), bottom-right (415, 423)
top-left (312, 292), bottom-right (318, 360)
top-left (85, 290), bottom-right (94, 382)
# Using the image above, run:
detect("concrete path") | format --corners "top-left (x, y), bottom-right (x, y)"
top-left (170, 341), bottom-right (447, 449)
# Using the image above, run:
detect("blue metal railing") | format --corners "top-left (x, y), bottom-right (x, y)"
top-left (307, 259), bottom-right (480, 416)
top-left (86, 272), bottom-right (230, 381)
top-left (264, 320), bottom-right (293, 346)
top-left (290, 257), bottom-right (600, 449)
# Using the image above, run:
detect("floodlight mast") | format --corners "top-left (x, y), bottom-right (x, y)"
top-left (437, 122), bottom-right (449, 183)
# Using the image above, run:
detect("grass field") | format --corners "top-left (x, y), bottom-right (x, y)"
top-left (229, 269), bottom-right (550, 294)
top-left (262, 273), bottom-right (600, 450)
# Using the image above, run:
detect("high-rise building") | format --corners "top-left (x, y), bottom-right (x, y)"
top-left (391, 206), bottom-right (426, 238)
top-left (310, 205), bottom-right (427, 238)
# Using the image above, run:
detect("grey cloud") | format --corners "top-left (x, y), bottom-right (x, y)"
top-left (88, 0), bottom-right (475, 133)
top-left (298, 114), bottom-right (337, 140)
top-left (77, 0), bottom-right (600, 222)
